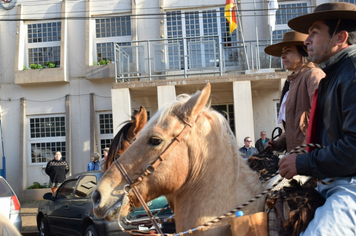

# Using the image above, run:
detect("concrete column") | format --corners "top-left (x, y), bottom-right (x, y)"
top-left (111, 88), bottom-right (131, 136)
top-left (65, 95), bottom-right (72, 175)
top-left (20, 98), bottom-right (26, 191)
top-left (233, 81), bottom-right (255, 145)
top-left (157, 85), bottom-right (176, 109)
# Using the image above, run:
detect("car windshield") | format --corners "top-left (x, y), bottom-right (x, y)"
top-left (56, 180), bottom-right (77, 199)
top-left (0, 178), bottom-right (13, 197)
top-left (74, 175), bottom-right (97, 198)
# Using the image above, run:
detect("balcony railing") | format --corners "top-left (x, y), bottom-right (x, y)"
top-left (113, 35), bottom-right (283, 82)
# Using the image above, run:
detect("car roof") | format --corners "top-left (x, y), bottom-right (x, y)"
top-left (0, 176), bottom-right (17, 199)
top-left (66, 171), bottom-right (103, 181)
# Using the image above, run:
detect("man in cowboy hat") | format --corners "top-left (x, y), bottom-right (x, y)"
top-left (278, 2), bottom-right (356, 235)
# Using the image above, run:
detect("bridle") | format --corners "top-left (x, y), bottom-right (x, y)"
top-left (114, 111), bottom-right (194, 235)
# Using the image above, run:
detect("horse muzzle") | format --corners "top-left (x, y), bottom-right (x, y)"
top-left (92, 189), bottom-right (130, 221)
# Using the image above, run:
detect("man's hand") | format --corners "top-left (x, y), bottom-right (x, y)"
top-left (265, 140), bottom-right (283, 151)
top-left (278, 154), bottom-right (298, 179)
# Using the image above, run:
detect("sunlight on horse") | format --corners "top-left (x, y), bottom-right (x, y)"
top-left (0, 213), bottom-right (21, 236)
top-left (92, 83), bottom-right (267, 235)
top-left (104, 106), bottom-right (147, 171)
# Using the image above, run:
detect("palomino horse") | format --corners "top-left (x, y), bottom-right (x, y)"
top-left (0, 212), bottom-right (21, 236)
top-left (92, 83), bottom-right (267, 235)
top-left (104, 106), bottom-right (147, 171)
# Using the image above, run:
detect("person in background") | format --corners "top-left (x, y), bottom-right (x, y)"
top-left (239, 137), bottom-right (258, 160)
top-left (45, 151), bottom-right (69, 195)
top-left (264, 31), bottom-right (325, 152)
top-left (99, 147), bottom-right (109, 171)
top-left (278, 2), bottom-right (356, 235)
top-left (255, 131), bottom-right (270, 153)
top-left (87, 152), bottom-right (100, 171)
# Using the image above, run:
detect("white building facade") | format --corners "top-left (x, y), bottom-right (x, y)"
top-left (0, 0), bottom-right (350, 199)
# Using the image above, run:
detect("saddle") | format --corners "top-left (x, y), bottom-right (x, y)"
top-left (229, 178), bottom-right (325, 236)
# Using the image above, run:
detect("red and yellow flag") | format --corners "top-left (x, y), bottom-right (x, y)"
top-left (225, 0), bottom-right (237, 34)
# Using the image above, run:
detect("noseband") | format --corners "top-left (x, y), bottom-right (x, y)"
top-left (114, 111), bottom-right (194, 234)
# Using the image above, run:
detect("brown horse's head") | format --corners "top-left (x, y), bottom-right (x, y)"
top-left (104, 106), bottom-right (147, 171)
top-left (92, 84), bottom-right (212, 221)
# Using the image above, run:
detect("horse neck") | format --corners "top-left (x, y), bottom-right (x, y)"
top-left (170, 139), bottom-right (266, 235)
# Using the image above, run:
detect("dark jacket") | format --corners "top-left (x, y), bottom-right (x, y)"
top-left (296, 45), bottom-right (356, 179)
top-left (239, 146), bottom-right (258, 159)
top-left (255, 138), bottom-right (270, 153)
top-left (45, 159), bottom-right (69, 184)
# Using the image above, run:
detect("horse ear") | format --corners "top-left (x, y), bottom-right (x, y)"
top-left (132, 106), bottom-right (148, 135)
top-left (178, 83), bottom-right (211, 122)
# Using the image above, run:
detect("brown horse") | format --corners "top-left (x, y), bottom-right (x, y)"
top-left (104, 106), bottom-right (147, 171)
top-left (92, 83), bottom-right (267, 235)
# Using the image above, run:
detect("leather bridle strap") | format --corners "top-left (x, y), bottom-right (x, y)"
top-left (115, 160), bottom-right (164, 235)
top-left (131, 123), bottom-right (192, 186)
top-left (113, 112), bottom-right (194, 235)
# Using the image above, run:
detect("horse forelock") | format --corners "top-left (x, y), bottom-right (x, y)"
top-left (105, 121), bottom-right (134, 171)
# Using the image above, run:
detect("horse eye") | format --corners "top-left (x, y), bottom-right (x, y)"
top-left (148, 137), bottom-right (162, 146)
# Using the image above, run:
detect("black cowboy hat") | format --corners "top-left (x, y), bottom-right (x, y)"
top-left (264, 31), bottom-right (308, 57)
top-left (288, 2), bottom-right (356, 34)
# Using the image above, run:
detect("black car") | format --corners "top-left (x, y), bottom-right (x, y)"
top-left (36, 171), bottom-right (175, 236)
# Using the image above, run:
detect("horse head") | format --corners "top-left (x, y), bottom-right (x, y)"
top-left (92, 84), bottom-right (211, 221)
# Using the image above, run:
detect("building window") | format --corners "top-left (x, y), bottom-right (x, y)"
top-left (94, 16), bottom-right (131, 63)
top-left (273, 2), bottom-right (308, 40)
top-left (99, 113), bottom-right (113, 134)
top-left (211, 104), bottom-right (235, 134)
top-left (29, 115), bottom-right (66, 164)
top-left (98, 112), bottom-right (113, 156)
top-left (339, 0), bottom-right (356, 3)
top-left (166, 8), bottom-right (238, 70)
top-left (95, 16), bottom-right (131, 38)
top-left (26, 22), bottom-right (61, 67)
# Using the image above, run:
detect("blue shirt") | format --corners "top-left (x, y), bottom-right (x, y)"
top-left (87, 161), bottom-right (100, 171)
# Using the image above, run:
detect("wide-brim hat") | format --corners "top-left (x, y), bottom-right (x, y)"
top-left (264, 31), bottom-right (308, 57)
top-left (288, 2), bottom-right (356, 34)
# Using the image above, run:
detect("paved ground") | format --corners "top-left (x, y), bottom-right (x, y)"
top-left (21, 200), bottom-right (43, 236)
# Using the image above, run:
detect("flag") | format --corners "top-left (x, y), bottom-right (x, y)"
top-left (268, 0), bottom-right (279, 31)
top-left (225, 0), bottom-right (237, 35)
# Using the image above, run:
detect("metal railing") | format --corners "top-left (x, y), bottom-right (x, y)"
top-left (113, 35), bottom-right (283, 83)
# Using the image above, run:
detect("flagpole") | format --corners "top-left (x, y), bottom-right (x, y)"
top-left (234, 1), bottom-right (250, 71)
top-left (269, 26), bottom-right (273, 68)
top-left (268, 0), bottom-right (278, 68)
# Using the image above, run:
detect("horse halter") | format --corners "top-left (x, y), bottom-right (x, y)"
top-left (114, 111), bottom-right (195, 235)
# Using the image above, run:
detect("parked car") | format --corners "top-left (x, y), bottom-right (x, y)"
top-left (36, 171), bottom-right (175, 236)
top-left (0, 176), bottom-right (22, 232)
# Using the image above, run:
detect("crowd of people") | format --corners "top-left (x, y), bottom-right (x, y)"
top-left (45, 147), bottom-right (109, 196)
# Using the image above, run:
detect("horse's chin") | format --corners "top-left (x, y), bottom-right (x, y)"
top-left (104, 194), bottom-right (131, 221)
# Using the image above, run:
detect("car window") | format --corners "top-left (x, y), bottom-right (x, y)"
top-left (0, 178), bottom-right (12, 197)
top-left (56, 180), bottom-right (76, 200)
top-left (74, 175), bottom-right (97, 198)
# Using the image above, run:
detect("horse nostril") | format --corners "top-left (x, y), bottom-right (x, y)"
top-left (92, 190), bottom-right (101, 207)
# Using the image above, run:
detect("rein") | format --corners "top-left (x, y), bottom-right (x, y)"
top-left (114, 112), bottom-right (194, 236)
